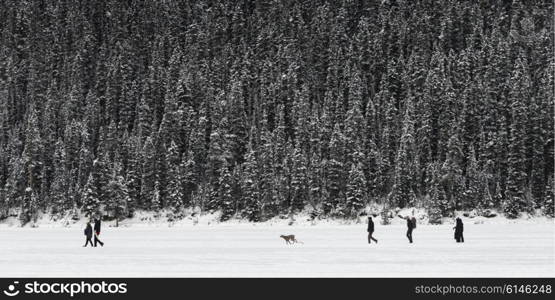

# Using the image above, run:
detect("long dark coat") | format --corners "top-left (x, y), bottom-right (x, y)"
top-left (454, 218), bottom-right (463, 240)
top-left (367, 219), bottom-right (375, 233)
top-left (94, 219), bottom-right (101, 234)
top-left (84, 224), bottom-right (93, 238)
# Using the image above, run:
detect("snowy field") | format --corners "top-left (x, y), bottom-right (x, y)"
top-left (0, 222), bottom-right (553, 277)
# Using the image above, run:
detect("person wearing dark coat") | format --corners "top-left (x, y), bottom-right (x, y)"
top-left (367, 217), bottom-right (378, 244)
top-left (453, 217), bottom-right (464, 243)
top-left (83, 222), bottom-right (93, 247)
top-left (93, 218), bottom-right (104, 247)
top-left (406, 216), bottom-right (414, 243)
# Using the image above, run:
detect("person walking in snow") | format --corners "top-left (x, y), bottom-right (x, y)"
top-left (406, 216), bottom-right (415, 243)
top-left (367, 217), bottom-right (378, 244)
top-left (453, 217), bottom-right (464, 243)
top-left (83, 221), bottom-right (93, 247)
top-left (93, 217), bottom-right (104, 247)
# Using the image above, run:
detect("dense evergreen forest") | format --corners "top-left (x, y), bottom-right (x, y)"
top-left (0, 0), bottom-right (553, 225)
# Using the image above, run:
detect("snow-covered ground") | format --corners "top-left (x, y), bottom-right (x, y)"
top-left (0, 222), bottom-right (553, 277)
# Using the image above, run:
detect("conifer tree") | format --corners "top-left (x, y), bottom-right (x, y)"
top-left (389, 97), bottom-right (415, 208)
top-left (218, 163), bottom-right (235, 222)
top-left (166, 141), bottom-right (184, 221)
top-left (345, 162), bottom-right (366, 218)
top-left (324, 123), bottom-right (345, 215)
top-left (241, 148), bottom-right (261, 222)
top-left (464, 146), bottom-right (484, 210)
top-left (105, 164), bottom-right (130, 226)
top-left (82, 174), bottom-right (100, 217)
top-left (19, 187), bottom-right (39, 225)
top-left (289, 143), bottom-right (308, 213)
top-left (504, 58), bottom-right (530, 218)
top-left (441, 126), bottom-right (464, 212)
top-left (151, 181), bottom-right (161, 214)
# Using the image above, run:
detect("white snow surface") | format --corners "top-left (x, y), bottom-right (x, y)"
top-left (0, 219), bottom-right (553, 277)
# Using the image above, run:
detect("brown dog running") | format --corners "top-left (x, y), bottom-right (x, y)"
top-left (280, 234), bottom-right (303, 244)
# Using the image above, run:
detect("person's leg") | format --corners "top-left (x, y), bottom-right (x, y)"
top-left (368, 233), bottom-right (371, 244)
top-left (96, 233), bottom-right (104, 246)
top-left (461, 234), bottom-right (464, 243)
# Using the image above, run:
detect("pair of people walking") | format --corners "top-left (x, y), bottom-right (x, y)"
top-left (366, 216), bottom-right (411, 244)
top-left (84, 218), bottom-right (104, 247)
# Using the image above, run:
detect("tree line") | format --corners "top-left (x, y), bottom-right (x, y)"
top-left (0, 0), bottom-right (553, 225)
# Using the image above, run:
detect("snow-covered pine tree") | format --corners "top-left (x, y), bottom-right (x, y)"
top-left (140, 137), bottom-right (156, 210)
top-left (324, 123), bottom-right (345, 215)
top-left (105, 164), bottom-right (130, 227)
top-left (225, 74), bottom-right (248, 166)
top-left (526, 93), bottom-right (545, 209)
top-left (379, 87), bottom-right (398, 188)
top-left (427, 162), bottom-right (449, 224)
top-left (19, 187), bottom-right (39, 225)
top-left (81, 173), bottom-right (100, 217)
top-left (206, 120), bottom-right (228, 211)
top-left (307, 153), bottom-right (322, 212)
top-left (124, 137), bottom-right (141, 216)
top-left (218, 163), bottom-right (235, 222)
top-left (137, 77), bottom-right (154, 140)
top-left (22, 105), bottom-right (43, 198)
top-left (259, 128), bottom-right (278, 219)
top-left (181, 152), bottom-right (197, 208)
top-left (293, 85), bottom-right (312, 155)
top-left (345, 66), bottom-right (365, 166)
top-left (389, 96), bottom-right (415, 208)
top-left (504, 58), bottom-right (530, 218)
top-left (241, 148), bottom-right (261, 222)
top-left (345, 162), bottom-right (366, 218)
top-left (76, 125), bottom-right (94, 193)
top-left (464, 146), bottom-right (484, 210)
top-left (428, 186), bottom-right (443, 225)
top-left (441, 124), bottom-right (464, 213)
top-left (151, 181), bottom-right (161, 215)
top-left (165, 141), bottom-right (185, 221)
top-left (289, 143), bottom-right (308, 213)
